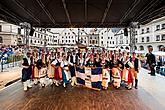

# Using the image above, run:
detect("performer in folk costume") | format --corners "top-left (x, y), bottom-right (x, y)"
top-left (95, 53), bottom-right (101, 67)
top-left (51, 52), bottom-right (62, 86)
top-left (32, 49), bottom-right (39, 85)
top-left (61, 55), bottom-right (71, 87)
top-left (47, 52), bottom-right (54, 85)
top-left (68, 51), bottom-right (78, 86)
top-left (38, 51), bottom-right (47, 87)
top-left (102, 65), bottom-right (110, 89)
top-left (85, 54), bottom-right (96, 67)
top-left (112, 61), bottom-right (121, 89)
top-left (123, 55), bottom-right (134, 90)
top-left (131, 52), bottom-right (141, 89)
top-left (22, 52), bottom-right (33, 91)
top-left (77, 53), bottom-right (85, 67)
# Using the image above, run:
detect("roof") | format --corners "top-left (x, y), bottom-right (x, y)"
top-left (0, 0), bottom-right (165, 28)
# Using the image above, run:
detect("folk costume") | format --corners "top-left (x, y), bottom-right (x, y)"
top-left (51, 57), bottom-right (62, 86)
top-left (123, 58), bottom-right (134, 90)
top-left (22, 53), bottom-right (33, 91)
top-left (68, 53), bottom-right (78, 86)
top-left (61, 58), bottom-right (71, 87)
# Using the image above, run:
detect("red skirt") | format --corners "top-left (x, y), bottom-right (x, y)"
top-left (54, 67), bottom-right (62, 80)
top-left (127, 69), bottom-right (134, 84)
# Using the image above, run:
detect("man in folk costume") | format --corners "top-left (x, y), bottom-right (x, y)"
top-left (68, 50), bottom-right (78, 86)
top-left (32, 48), bottom-right (39, 85)
top-left (51, 52), bottom-right (62, 86)
top-left (130, 52), bottom-right (141, 89)
top-left (22, 52), bottom-right (33, 91)
top-left (61, 55), bottom-right (71, 87)
top-left (123, 55), bottom-right (134, 90)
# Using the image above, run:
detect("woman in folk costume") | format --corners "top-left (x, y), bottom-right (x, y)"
top-left (95, 53), bottom-right (101, 67)
top-left (61, 55), bottom-right (71, 87)
top-left (32, 49), bottom-right (39, 85)
top-left (102, 64), bottom-right (110, 90)
top-left (112, 56), bottom-right (121, 89)
top-left (85, 54), bottom-right (96, 67)
top-left (123, 55), bottom-right (134, 90)
top-left (22, 52), bottom-right (33, 91)
top-left (47, 51), bottom-right (54, 85)
top-left (51, 52), bottom-right (62, 86)
top-left (39, 50), bottom-right (47, 87)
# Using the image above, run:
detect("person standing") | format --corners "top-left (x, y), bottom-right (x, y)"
top-left (146, 46), bottom-right (156, 76)
top-left (131, 52), bottom-right (141, 89)
top-left (22, 52), bottom-right (33, 91)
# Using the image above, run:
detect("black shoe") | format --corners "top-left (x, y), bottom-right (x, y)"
top-left (135, 86), bottom-right (138, 89)
top-left (151, 74), bottom-right (156, 76)
top-left (148, 72), bottom-right (151, 74)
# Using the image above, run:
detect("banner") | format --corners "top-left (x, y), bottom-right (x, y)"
top-left (76, 67), bottom-right (102, 90)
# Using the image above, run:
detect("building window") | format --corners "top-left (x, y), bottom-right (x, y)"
top-left (69, 36), bottom-right (70, 39)
top-left (30, 40), bottom-right (32, 43)
top-left (146, 28), bottom-right (149, 33)
top-left (142, 37), bottom-right (144, 42)
top-left (66, 36), bottom-right (67, 39)
top-left (38, 34), bottom-right (40, 38)
top-left (156, 25), bottom-right (160, 31)
top-left (141, 29), bottom-right (144, 34)
top-left (156, 35), bottom-right (160, 41)
top-left (62, 36), bottom-right (63, 39)
top-left (102, 33), bottom-right (103, 35)
top-left (35, 33), bottom-right (36, 37)
top-left (161, 34), bottom-right (165, 41)
top-left (66, 40), bottom-right (67, 43)
top-left (113, 41), bottom-right (114, 44)
top-left (162, 24), bottom-right (165, 29)
top-left (41, 41), bottom-right (42, 44)
top-left (135, 38), bottom-right (138, 43)
top-left (38, 41), bottom-right (40, 43)
top-left (84, 41), bottom-right (86, 43)
top-left (108, 37), bottom-right (110, 39)
top-left (110, 41), bottom-right (111, 44)
top-left (72, 36), bottom-right (73, 38)
top-left (101, 41), bottom-right (103, 44)
top-left (0, 25), bottom-right (2, 32)
top-left (0, 36), bottom-right (3, 43)
top-left (41, 35), bottom-right (43, 39)
top-left (69, 40), bottom-right (70, 43)
top-left (146, 37), bottom-right (150, 42)
top-left (111, 37), bottom-right (112, 39)
top-left (68, 32), bottom-right (70, 35)
top-left (139, 45), bottom-right (144, 50)
top-left (18, 28), bottom-right (21, 34)
top-left (62, 40), bottom-right (63, 43)
top-left (135, 31), bottom-right (137, 35)
top-left (54, 40), bottom-right (57, 42)
top-left (101, 36), bottom-right (103, 39)
top-left (34, 40), bottom-right (36, 43)
top-left (65, 33), bottom-right (66, 35)
top-left (73, 40), bottom-right (74, 43)
top-left (126, 40), bottom-right (128, 44)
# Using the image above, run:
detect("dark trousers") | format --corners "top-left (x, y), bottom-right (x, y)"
top-left (149, 65), bottom-right (155, 75)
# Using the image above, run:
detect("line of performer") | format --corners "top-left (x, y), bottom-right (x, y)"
top-left (21, 48), bottom-right (141, 91)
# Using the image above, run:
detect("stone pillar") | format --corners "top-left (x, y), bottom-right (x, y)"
top-left (129, 22), bottom-right (138, 53)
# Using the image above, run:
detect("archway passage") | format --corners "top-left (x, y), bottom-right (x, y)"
top-left (139, 45), bottom-right (144, 50)
top-left (158, 45), bottom-right (165, 51)
top-left (0, 0), bottom-right (165, 28)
